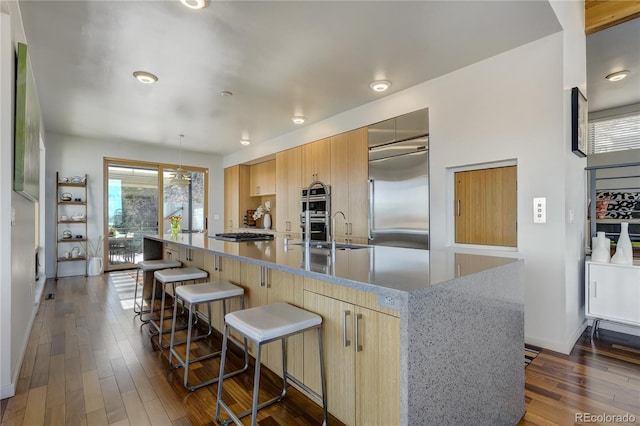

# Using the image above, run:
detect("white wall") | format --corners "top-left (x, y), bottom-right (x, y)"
top-left (44, 133), bottom-right (223, 277)
top-left (0, 6), bottom-right (42, 399)
top-left (223, 9), bottom-right (588, 352)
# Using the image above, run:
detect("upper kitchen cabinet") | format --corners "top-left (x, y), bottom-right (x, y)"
top-left (330, 128), bottom-right (368, 242)
top-left (224, 165), bottom-right (251, 232)
top-left (276, 147), bottom-right (303, 237)
top-left (302, 138), bottom-right (331, 186)
top-left (249, 159), bottom-right (276, 196)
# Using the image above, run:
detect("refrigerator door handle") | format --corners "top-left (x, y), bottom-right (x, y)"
top-left (368, 179), bottom-right (375, 240)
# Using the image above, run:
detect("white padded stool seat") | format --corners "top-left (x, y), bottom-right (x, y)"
top-left (176, 281), bottom-right (244, 304)
top-left (169, 280), bottom-right (248, 391)
top-left (154, 267), bottom-right (208, 283)
top-left (138, 259), bottom-right (181, 270)
top-left (225, 302), bottom-right (322, 343)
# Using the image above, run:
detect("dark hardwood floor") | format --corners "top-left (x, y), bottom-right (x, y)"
top-left (1, 271), bottom-right (638, 426)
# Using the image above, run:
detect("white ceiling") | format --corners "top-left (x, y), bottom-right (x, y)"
top-left (586, 18), bottom-right (640, 113)
top-left (18, 1), bottom-right (564, 155)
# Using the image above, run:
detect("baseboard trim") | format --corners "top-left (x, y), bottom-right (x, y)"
top-left (525, 321), bottom-right (587, 355)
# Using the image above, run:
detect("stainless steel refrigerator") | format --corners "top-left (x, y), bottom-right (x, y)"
top-left (368, 111), bottom-right (429, 250)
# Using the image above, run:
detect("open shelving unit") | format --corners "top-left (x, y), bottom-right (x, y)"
top-left (586, 161), bottom-right (640, 259)
top-left (55, 172), bottom-right (88, 279)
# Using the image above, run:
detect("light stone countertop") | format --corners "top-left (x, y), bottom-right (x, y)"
top-left (147, 233), bottom-right (519, 301)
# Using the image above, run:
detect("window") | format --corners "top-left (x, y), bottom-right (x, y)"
top-left (588, 112), bottom-right (640, 154)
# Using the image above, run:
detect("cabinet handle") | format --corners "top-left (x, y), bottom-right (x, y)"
top-left (456, 200), bottom-right (461, 217)
top-left (348, 223), bottom-right (352, 236)
top-left (592, 280), bottom-right (597, 298)
top-left (355, 313), bottom-right (363, 352)
top-left (264, 267), bottom-right (270, 288)
top-left (259, 266), bottom-right (264, 287)
top-left (343, 310), bottom-right (351, 347)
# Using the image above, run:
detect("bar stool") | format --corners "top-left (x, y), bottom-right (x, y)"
top-left (149, 267), bottom-right (208, 348)
top-left (134, 259), bottom-right (182, 323)
top-left (216, 302), bottom-right (328, 426)
top-left (169, 281), bottom-right (249, 391)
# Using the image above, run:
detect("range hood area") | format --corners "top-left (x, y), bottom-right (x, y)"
top-left (367, 108), bottom-right (430, 250)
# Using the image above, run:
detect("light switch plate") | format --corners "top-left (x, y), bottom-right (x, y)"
top-left (533, 197), bottom-right (546, 223)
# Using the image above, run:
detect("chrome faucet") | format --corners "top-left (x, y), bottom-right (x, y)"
top-left (331, 210), bottom-right (346, 251)
top-left (304, 180), bottom-right (329, 248)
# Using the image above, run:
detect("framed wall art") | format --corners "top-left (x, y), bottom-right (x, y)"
top-left (14, 42), bottom-right (41, 201)
top-left (571, 87), bottom-right (587, 158)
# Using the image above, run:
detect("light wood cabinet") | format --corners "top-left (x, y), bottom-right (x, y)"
top-left (276, 147), bottom-right (303, 237)
top-left (224, 165), bottom-right (251, 232)
top-left (240, 263), bottom-right (304, 380)
top-left (454, 165), bottom-right (517, 247)
top-left (250, 159), bottom-right (276, 196)
top-left (330, 128), bottom-right (368, 242)
top-left (302, 138), bottom-right (331, 186)
top-left (303, 287), bottom-right (400, 426)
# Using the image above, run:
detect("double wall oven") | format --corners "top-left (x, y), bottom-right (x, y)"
top-left (300, 186), bottom-right (330, 241)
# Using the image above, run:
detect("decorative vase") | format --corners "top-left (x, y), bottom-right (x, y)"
top-left (611, 222), bottom-right (633, 265)
top-left (590, 231), bottom-right (610, 263)
top-left (170, 222), bottom-right (181, 240)
top-left (263, 213), bottom-right (272, 230)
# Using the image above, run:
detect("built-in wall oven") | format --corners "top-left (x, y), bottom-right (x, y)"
top-left (300, 186), bottom-right (331, 241)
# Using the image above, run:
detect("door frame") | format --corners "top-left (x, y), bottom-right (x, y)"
top-left (446, 159), bottom-right (517, 250)
top-left (103, 157), bottom-right (208, 271)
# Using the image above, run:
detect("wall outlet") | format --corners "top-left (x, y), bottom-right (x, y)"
top-left (533, 197), bottom-right (546, 224)
top-left (378, 294), bottom-right (396, 308)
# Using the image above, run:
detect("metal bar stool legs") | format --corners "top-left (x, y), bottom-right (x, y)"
top-left (133, 259), bottom-right (181, 323)
top-left (148, 267), bottom-right (208, 348)
top-left (215, 302), bottom-right (327, 426)
top-left (168, 281), bottom-right (249, 391)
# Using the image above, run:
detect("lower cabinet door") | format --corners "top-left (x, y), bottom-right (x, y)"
top-left (355, 306), bottom-right (400, 426)
top-left (303, 290), bottom-right (356, 426)
top-left (588, 263), bottom-right (640, 325)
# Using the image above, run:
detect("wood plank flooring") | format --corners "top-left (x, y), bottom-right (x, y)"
top-left (1, 271), bottom-right (639, 426)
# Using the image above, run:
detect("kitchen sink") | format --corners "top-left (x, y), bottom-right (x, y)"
top-left (291, 242), bottom-right (369, 250)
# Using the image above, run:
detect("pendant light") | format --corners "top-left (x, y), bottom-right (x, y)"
top-left (170, 134), bottom-right (191, 187)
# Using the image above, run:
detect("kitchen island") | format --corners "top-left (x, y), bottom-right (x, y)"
top-left (143, 234), bottom-right (524, 425)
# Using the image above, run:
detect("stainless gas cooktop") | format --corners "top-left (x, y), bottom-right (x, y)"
top-left (212, 232), bottom-right (274, 242)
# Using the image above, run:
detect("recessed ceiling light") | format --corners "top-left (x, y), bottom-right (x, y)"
top-left (180, 0), bottom-right (208, 9)
top-left (369, 80), bottom-right (391, 92)
top-left (240, 139), bottom-right (251, 146)
top-left (220, 90), bottom-right (233, 97)
top-left (605, 70), bottom-right (630, 82)
top-left (133, 71), bottom-right (158, 84)
top-left (291, 116), bottom-right (306, 124)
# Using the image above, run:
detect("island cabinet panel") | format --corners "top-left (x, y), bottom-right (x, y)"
top-left (330, 127), bottom-right (369, 242)
top-left (276, 147), bottom-right (303, 237)
top-left (303, 280), bottom-right (400, 426)
top-left (249, 159), bottom-right (276, 196)
top-left (224, 165), bottom-right (251, 232)
top-left (302, 137), bottom-right (331, 186)
top-left (240, 263), bottom-right (304, 380)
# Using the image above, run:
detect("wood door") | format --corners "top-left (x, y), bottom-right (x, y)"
top-left (346, 128), bottom-right (369, 240)
top-left (264, 269), bottom-right (304, 380)
top-left (224, 165), bottom-right (251, 231)
top-left (355, 306), bottom-right (400, 426)
top-left (303, 138), bottom-right (331, 185)
top-left (330, 128), bottom-right (368, 241)
top-left (224, 166), bottom-right (238, 231)
top-left (276, 147), bottom-right (302, 236)
top-left (454, 165), bottom-right (517, 247)
top-left (330, 132), bottom-right (350, 240)
top-left (303, 290), bottom-right (355, 426)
